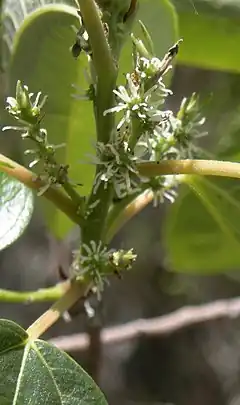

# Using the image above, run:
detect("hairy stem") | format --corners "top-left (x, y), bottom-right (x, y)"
top-left (0, 153), bottom-right (82, 225)
top-left (0, 281), bottom-right (70, 303)
top-left (138, 159), bottom-right (240, 179)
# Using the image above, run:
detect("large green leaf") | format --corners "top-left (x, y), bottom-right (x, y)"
top-left (0, 319), bottom-right (108, 405)
top-left (2, 1), bottom-right (95, 237)
top-left (2, 0), bottom-right (178, 237)
top-left (164, 175), bottom-right (240, 273)
top-left (173, 0), bottom-right (240, 72)
top-left (0, 171), bottom-right (33, 251)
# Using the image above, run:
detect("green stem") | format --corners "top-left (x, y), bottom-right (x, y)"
top-left (129, 115), bottom-right (143, 151)
top-left (82, 181), bottom-right (113, 245)
top-left (77, 0), bottom-right (115, 84)
top-left (107, 158), bottom-right (240, 241)
top-left (75, 0), bottom-right (118, 244)
top-left (0, 281), bottom-right (70, 303)
top-left (138, 159), bottom-right (240, 179)
top-left (27, 280), bottom-right (90, 340)
top-left (32, 137), bottom-right (84, 210)
top-left (77, 0), bottom-right (117, 144)
top-left (0, 153), bottom-right (82, 225)
top-left (106, 189), bottom-right (154, 242)
top-left (62, 182), bottom-right (85, 212)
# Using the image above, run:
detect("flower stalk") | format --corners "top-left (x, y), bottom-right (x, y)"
top-left (138, 159), bottom-right (240, 180)
top-left (0, 153), bottom-right (81, 224)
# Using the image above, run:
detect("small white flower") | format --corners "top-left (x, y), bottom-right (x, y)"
top-left (6, 97), bottom-right (18, 109)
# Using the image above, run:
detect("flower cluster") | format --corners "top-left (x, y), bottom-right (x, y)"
top-left (99, 32), bottom-right (206, 204)
top-left (71, 241), bottom-right (137, 297)
top-left (93, 132), bottom-right (140, 198)
top-left (4, 81), bottom-right (70, 194)
top-left (5, 80), bottom-right (47, 126)
top-left (144, 175), bottom-right (178, 207)
top-left (174, 92), bottom-right (207, 158)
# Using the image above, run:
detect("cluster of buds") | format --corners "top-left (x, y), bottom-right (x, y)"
top-left (93, 134), bottom-right (140, 198)
top-left (71, 240), bottom-right (137, 297)
top-left (4, 81), bottom-right (70, 194)
top-left (94, 24), bottom-right (206, 203)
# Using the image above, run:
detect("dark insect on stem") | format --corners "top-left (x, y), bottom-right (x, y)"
top-left (168, 41), bottom-right (181, 58)
top-left (159, 39), bottom-right (183, 76)
top-left (71, 41), bottom-right (82, 59)
top-left (145, 39), bottom-right (183, 90)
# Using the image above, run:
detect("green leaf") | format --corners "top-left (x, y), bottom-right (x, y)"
top-left (0, 319), bottom-right (108, 405)
top-left (173, 0), bottom-right (240, 72)
top-left (164, 175), bottom-right (240, 273)
top-left (2, 1), bottom-right (95, 237)
top-left (0, 172), bottom-right (33, 251)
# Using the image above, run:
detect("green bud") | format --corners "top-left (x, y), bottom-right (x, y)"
top-left (16, 80), bottom-right (31, 111)
top-left (110, 248), bottom-right (137, 271)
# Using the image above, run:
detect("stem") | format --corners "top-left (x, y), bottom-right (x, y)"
top-left (0, 154), bottom-right (82, 225)
top-left (107, 158), bottom-right (240, 241)
top-left (138, 159), bottom-right (240, 180)
top-left (82, 182), bottom-right (113, 245)
top-left (27, 280), bottom-right (90, 340)
top-left (77, 0), bottom-right (115, 84)
top-left (129, 115), bottom-right (142, 151)
top-left (0, 281), bottom-right (70, 303)
top-left (74, 1), bottom-right (118, 244)
top-left (62, 182), bottom-right (85, 212)
top-left (77, 0), bottom-right (117, 144)
top-left (33, 138), bottom-right (84, 209)
top-left (106, 189), bottom-right (154, 242)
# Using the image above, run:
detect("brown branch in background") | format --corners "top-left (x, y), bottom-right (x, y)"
top-left (49, 297), bottom-right (240, 352)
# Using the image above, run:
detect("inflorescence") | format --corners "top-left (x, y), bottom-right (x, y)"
top-left (71, 240), bottom-right (137, 298)
top-left (3, 19), bottom-right (207, 297)
top-left (4, 81), bottom-right (71, 195)
top-left (93, 28), bottom-right (207, 204)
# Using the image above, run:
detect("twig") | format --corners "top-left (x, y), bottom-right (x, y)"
top-left (49, 297), bottom-right (240, 352)
top-left (27, 281), bottom-right (90, 341)
top-left (106, 189), bottom-right (154, 242)
top-left (138, 159), bottom-right (240, 180)
top-left (0, 153), bottom-right (81, 224)
top-left (0, 281), bottom-right (70, 303)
